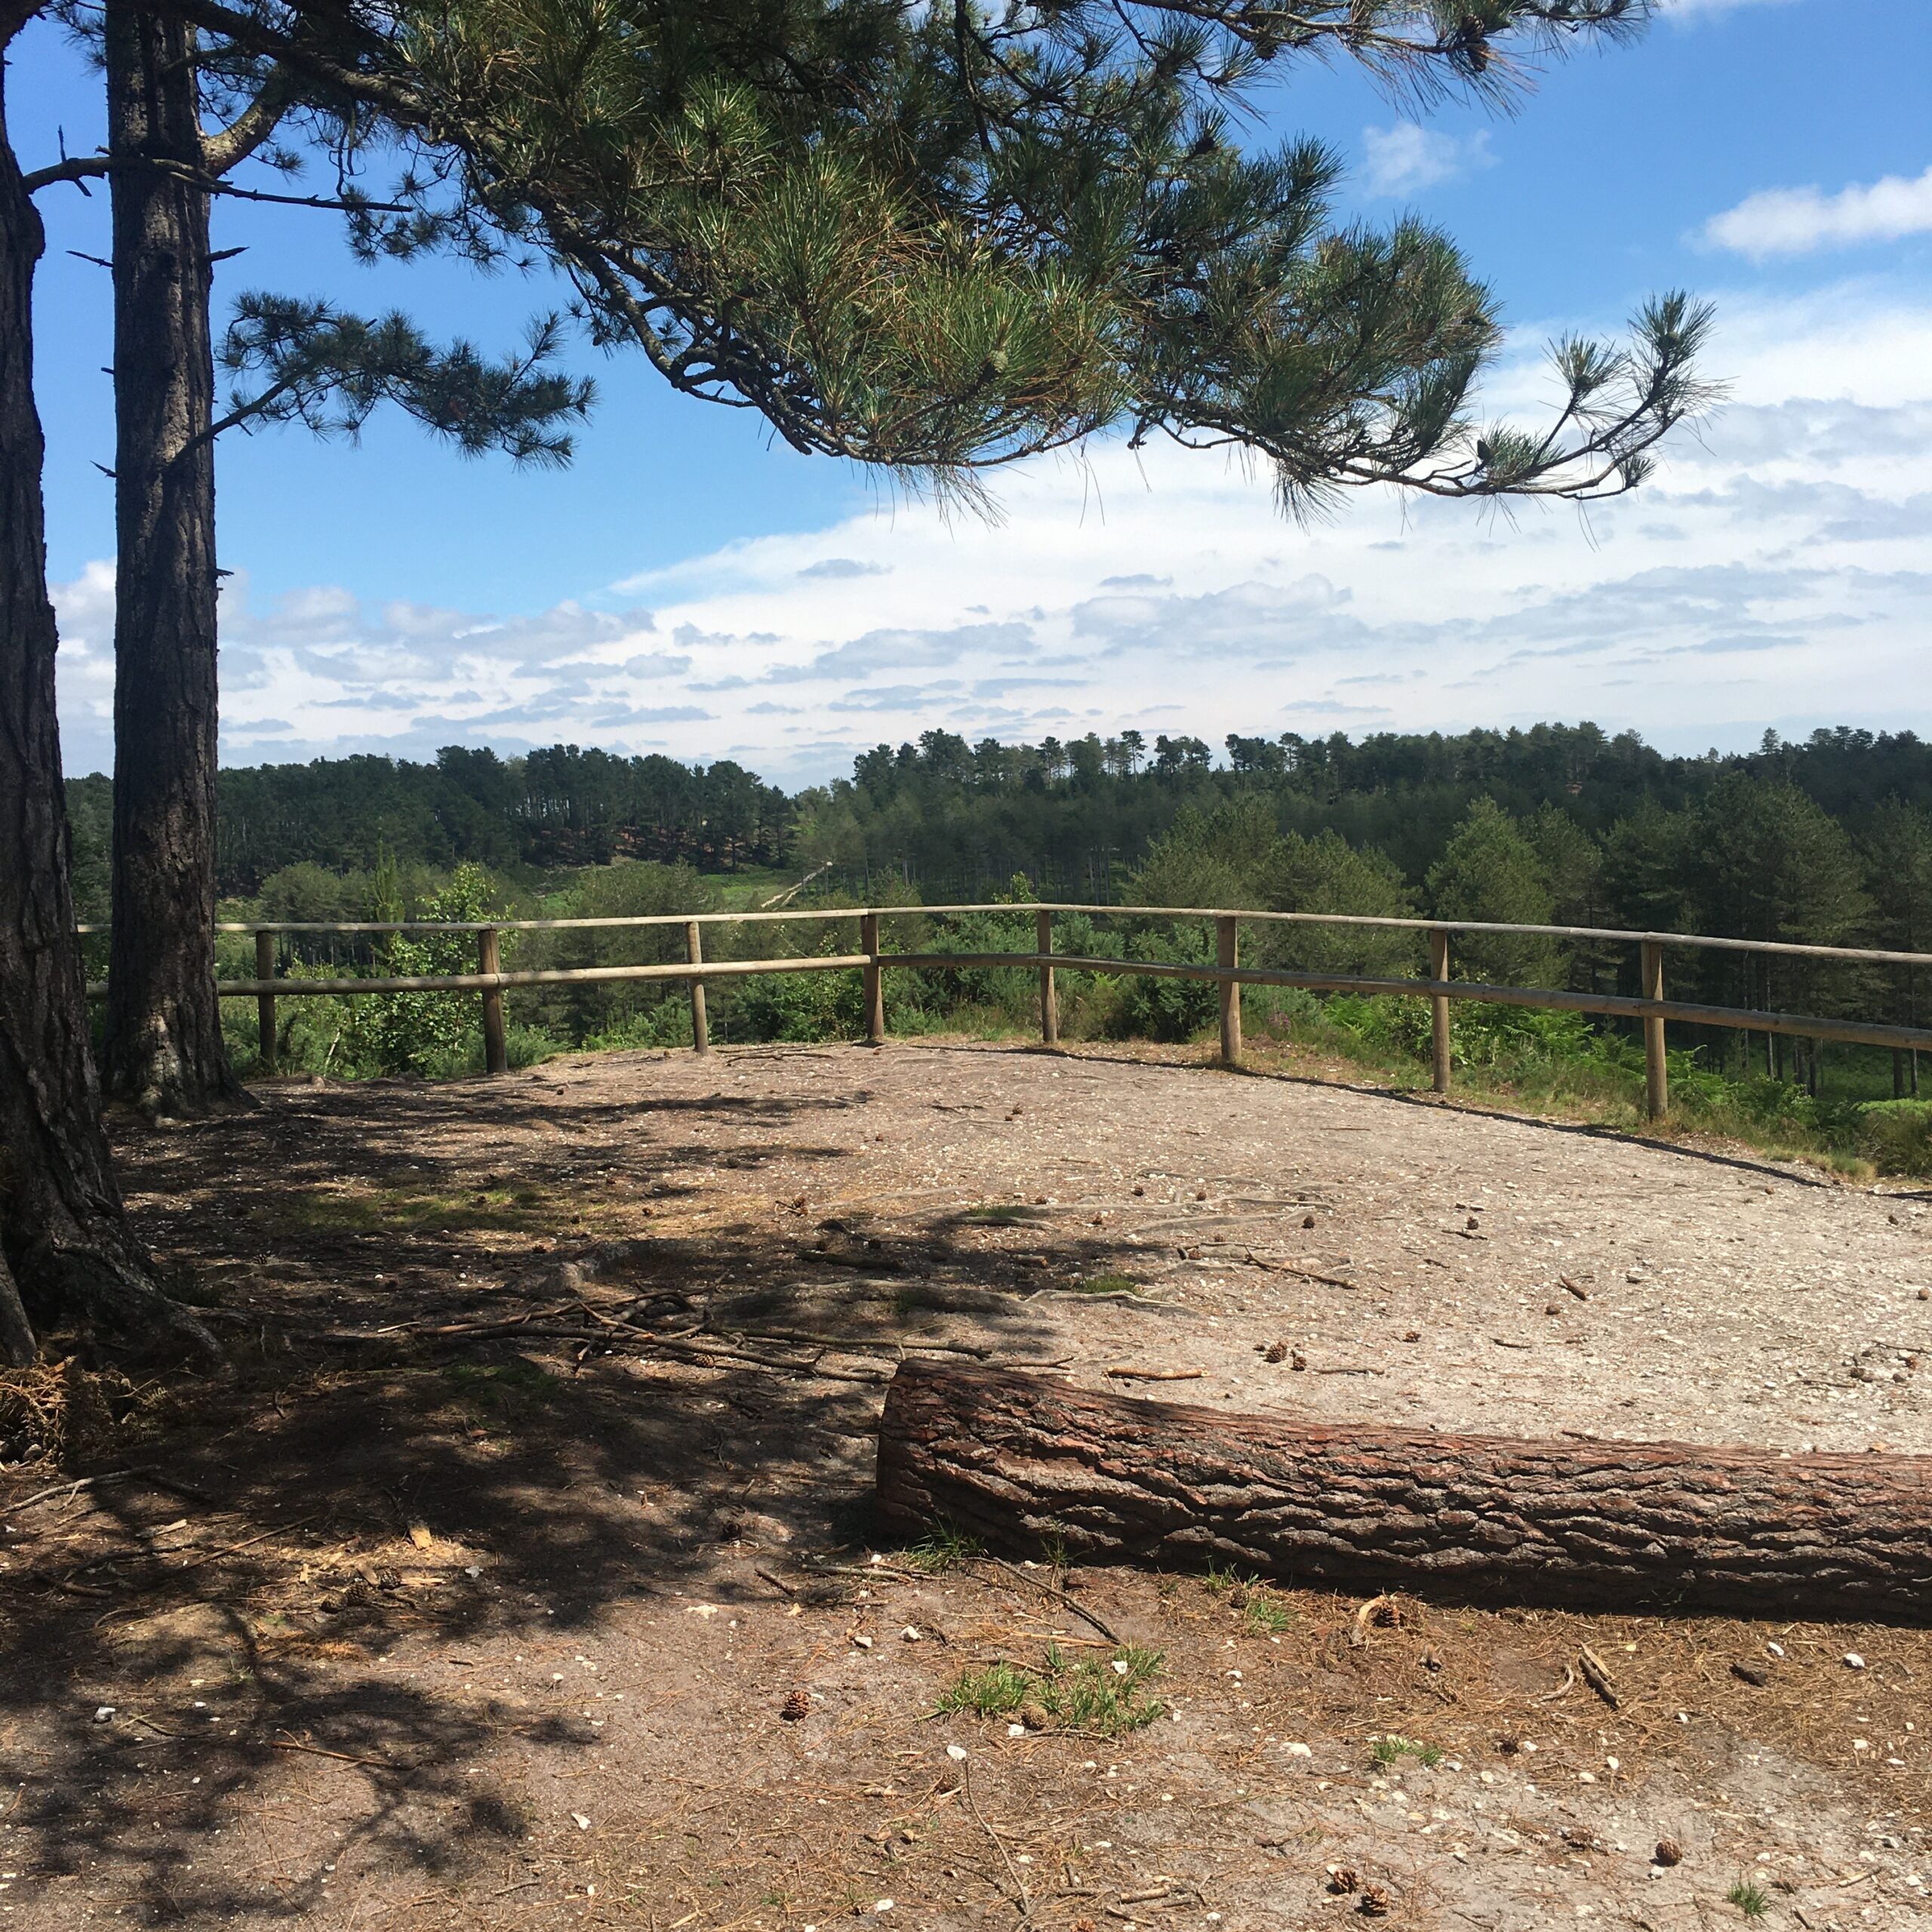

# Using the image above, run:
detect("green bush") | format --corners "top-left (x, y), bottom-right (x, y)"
top-left (347, 860), bottom-right (505, 1075)
top-left (1857, 1099), bottom-right (1932, 1176)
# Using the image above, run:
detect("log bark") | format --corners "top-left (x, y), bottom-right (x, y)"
top-left (876, 1361), bottom-right (1932, 1621)
top-left (0, 41), bottom-right (218, 1368)
top-left (101, 0), bottom-right (242, 1118)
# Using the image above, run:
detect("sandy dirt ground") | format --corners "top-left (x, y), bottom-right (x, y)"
top-left (4, 1038), bottom-right (1930, 1932)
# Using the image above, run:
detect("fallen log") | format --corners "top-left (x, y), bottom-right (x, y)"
top-left (875, 1361), bottom-right (1932, 1620)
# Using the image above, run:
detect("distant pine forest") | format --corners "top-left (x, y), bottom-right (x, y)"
top-left (60, 720), bottom-right (1932, 921)
top-left (61, 722), bottom-right (1932, 1176)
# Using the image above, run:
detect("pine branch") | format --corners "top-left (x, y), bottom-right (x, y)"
top-left (201, 60), bottom-right (297, 177)
top-left (23, 149), bottom-right (408, 213)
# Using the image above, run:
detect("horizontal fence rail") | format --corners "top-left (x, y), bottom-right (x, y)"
top-left (79, 904), bottom-right (1932, 1116)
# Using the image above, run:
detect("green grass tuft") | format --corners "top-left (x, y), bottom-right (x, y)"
top-left (900, 1522), bottom-right (983, 1574)
top-left (935, 1644), bottom-right (1164, 1737)
top-left (935, 1660), bottom-right (1033, 1719)
top-left (1371, 1734), bottom-right (1444, 1769)
top-left (1725, 1880), bottom-right (1770, 1919)
top-left (1243, 1591), bottom-right (1294, 1635)
top-left (1071, 1272), bottom-right (1141, 1295)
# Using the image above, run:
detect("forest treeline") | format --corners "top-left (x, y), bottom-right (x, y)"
top-left (61, 721), bottom-right (1932, 962)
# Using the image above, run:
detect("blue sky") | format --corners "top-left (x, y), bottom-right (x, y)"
top-left (17, 0), bottom-right (1932, 783)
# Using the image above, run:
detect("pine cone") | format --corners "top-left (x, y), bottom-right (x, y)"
top-left (1327, 1868), bottom-right (1358, 1895)
top-left (1358, 1884), bottom-right (1392, 1918)
top-left (780, 1689), bottom-right (812, 1721)
top-left (1263, 1342), bottom-right (1287, 1364)
top-left (1654, 1838), bottom-right (1683, 1867)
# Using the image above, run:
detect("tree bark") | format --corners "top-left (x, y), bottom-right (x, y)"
top-left (101, 0), bottom-right (240, 1118)
top-left (876, 1361), bottom-right (1932, 1621)
top-left (0, 35), bottom-right (219, 1367)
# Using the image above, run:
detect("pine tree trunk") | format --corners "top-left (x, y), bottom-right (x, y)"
top-left (100, 0), bottom-right (240, 1118)
top-left (877, 1361), bottom-right (1932, 1620)
top-left (0, 49), bottom-right (218, 1367)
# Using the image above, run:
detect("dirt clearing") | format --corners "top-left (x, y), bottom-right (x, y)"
top-left (4, 1039), bottom-right (1930, 1930)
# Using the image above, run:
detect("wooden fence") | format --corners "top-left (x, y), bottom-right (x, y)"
top-left (82, 903), bottom-right (1932, 1118)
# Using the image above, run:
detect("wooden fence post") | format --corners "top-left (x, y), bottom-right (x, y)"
top-left (1641, 937), bottom-right (1668, 1119)
top-left (255, 929), bottom-right (277, 1075)
top-left (1037, 909), bottom-right (1058, 1048)
top-left (478, 926), bottom-right (508, 1075)
top-left (1217, 914), bottom-right (1241, 1066)
top-left (685, 921), bottom-right (709, 1054)
top-left (1429, 926), bottom-right (1452, 1094)
top-left (861, 912), bottom-right (885, 1044)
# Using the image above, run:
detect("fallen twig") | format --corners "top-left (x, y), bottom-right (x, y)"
top-left (1578, 1644), bottom-right (1621, 1710)
top-left (961, 1758), bottom-right (1035, 1927)
top-left (708, 1326), bottom-right (991, 1359)
top-left (1534, 1663), bottom-right (1577, 1705)
top-left (983, 1555), bottom-right (1121, 1645)
top-left (171, 1512), bottom-right (321, 1574)
top-left (1558, 1277), bottom-right (1591, 1302)
top-left (1103, 1366), bottom-right (1203, 1383)
top-left (5, 1470), bottom-right (134, 1515)
top-left (124, 1712), bottom-right (389, 1772)
top-left (1238, 1257), bottom-right (1361, 1292)
top-left (272, 1731), bottom-right (398, 1772)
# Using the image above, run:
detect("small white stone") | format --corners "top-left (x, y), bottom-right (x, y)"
top-left (946, 1745), bottom-right (968, 1761)
top-left (571, 1813), bottom-right (591, 1829)
top-left (1844, 1653), bottom-right (1867, 1669)
top-left (852, 1635), bottom-right (873, 1650)
top-left (93, 1707), bottom-right (115, 1724)
top-left (872, 1900), bottom-right (894, 1914)
top-left (1008, 1723), bottom-right (1026, 1737)
top-left (900, 1627), bottom-right (921, 1641)
top-left (1285, 1743), bottom-right (1313, 1758)
top-left (1111, 1660), bottom-right (1129, 1675)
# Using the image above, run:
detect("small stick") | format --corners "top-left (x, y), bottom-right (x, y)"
top-left (1578, 1645), bottom-right (1622, 1709)
top-left (171, 1512), bottom-right (321, 1573)
top-left (1349, 1595), bottom-right (1395, 1648)
top-left (1103, 1366), bottom-right (1203, 1382)
top-left (272, 1732), bottom-right (396, 1772)
top-left (983, 1555), bottom-right (1121, 1645)
top-left (1244, 1257), bottom-right (1360, 1291)
top-left (753, 1566), bottom-right (798, 1598)
top-left (1535, 1663), bottom-right (1578, 1704)
top-left (961, 1759), bottom-right (1035, 1928)
top-left (1559, 1277), bottom-right (1591, 1301)
top-left (708, 1326), bottom-right (991, 1358)
top-left (5, 1470), bottom-right (132, 1515)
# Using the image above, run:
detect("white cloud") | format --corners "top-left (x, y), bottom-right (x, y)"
top-left (51, 285), bottom-right (1932, 784)
top-left (1358, 122), bottom-right (1494, 198)
top-left (1701, 164), bottom-right (1932, 258)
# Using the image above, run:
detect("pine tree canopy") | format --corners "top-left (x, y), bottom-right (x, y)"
top-left (128, 0), bottom-right (1715, 509)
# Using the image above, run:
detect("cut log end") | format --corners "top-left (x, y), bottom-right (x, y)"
top-left (875, 1361), bottom-right (1932, 1623)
